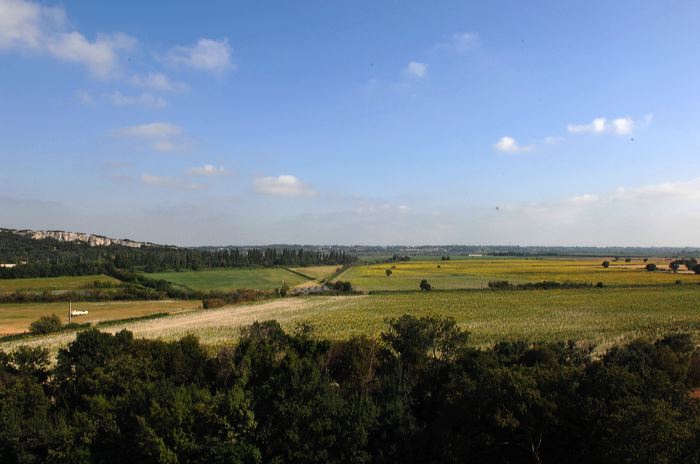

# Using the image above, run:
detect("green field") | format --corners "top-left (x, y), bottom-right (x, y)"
top-left (0, 300), bottom-right (200, 335)
top-left (337, 258), bottom-right (699, 291)
top-left (148, 268), bottom-right (310, 291)
top-left (0, 274), bottom-right (120, 295)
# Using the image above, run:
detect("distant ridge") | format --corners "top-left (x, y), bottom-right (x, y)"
top-left (0, 228), bottom-right (170, 249)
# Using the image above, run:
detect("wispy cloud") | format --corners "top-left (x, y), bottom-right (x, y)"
top-left (110, 91), bottom-right (167, 109)
top-left (404, 61), bottom-right (427, 79)
top-left (0, 0), bottom-right (136, 78)
top-left (493, 136), bottom-right (533, 153)
top-left (115, 122), bottom-right (190, 152)
top-left (140, 173), bottom-right (204, 191)
top-left (166, 38), bottom-right (233, 75)
top-left (130, 72), bottom-right (186, 92)
top-left (75, 89), bottom-right (94, 105)
top-left (544, 135), bottom-right (564, 145)
top-left (253, 175), bottom-right (316, 197)
top-left (435, 31), bottom-right (479, 52)
top-left (187, 164), bottom-right (229, 176)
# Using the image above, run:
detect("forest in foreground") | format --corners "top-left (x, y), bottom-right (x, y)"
top-left (2, 314), bottom-right (700, 463)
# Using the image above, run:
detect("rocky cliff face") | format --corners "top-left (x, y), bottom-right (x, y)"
top-left (7, 229), bottom-right (159, 248)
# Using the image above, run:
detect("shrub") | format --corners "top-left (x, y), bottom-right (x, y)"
top-left (645, 263), bottom-right (657, 272)
top-left (332, 281), bottom-right (353, 292)
top-left (385, 269), bottom-right (392, 277)
top-left (202, 298), bottom-right (226, 309)
top-left (419, 279), bottom-right (432, 291)
top-left (596, 282), bottom-right (604, 288)
top-left (602, 261), bottom-right (610, 268)
top-left (29, 314), bottom-right (63, 335)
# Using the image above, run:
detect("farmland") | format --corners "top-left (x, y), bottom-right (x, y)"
top-left (147, 267), bottom-right (310, 291)
top-left (0, 274), bottom-right (121, 295)
top-left (337, 257), bottom-right (698, 291)
top-left (0, 299), bottom-right (199, 335)
top-left (5, 285), bottom-right (700, 353)
top-left (2, 257), bottom-right (699, 351)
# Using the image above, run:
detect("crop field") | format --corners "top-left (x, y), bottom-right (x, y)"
top-left (337, 258), bottom-right (698, 291)
top-left (6, 285), bottom-right (700, 354)
top-left (289, 265), bottom-right (341, 281)
top-left (0, 300), bottom-right (200, 335)
top-left (148, 268), bottom-right (310, 291)
top-left (0, 274), bottom-right (121, 295)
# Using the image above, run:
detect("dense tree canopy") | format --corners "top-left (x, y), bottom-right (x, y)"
top-left (2, 315), bottom-right (700, 463)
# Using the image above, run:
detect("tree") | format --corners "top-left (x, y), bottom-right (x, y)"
top-left (386, 269), bottom-right (392, 277)
top-left (670, 262), bottom-right (680, 273)
top-left (645, 263), bottom-right (657, 272)
top-left (602, 261), bottom-right (610, 268)
top-left (625, 257), bottom-right (632, 263)
top-left (28, 314), bottom-right (62, 335)
top-left (643, 257), bottom-right (649, 263)
top-left (419, 279), bottom-right (431, 291)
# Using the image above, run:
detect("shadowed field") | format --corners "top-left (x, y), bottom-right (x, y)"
top-left (0, 275), bottom-right (121, 295)
top-left (147, 268), bottom-right (310, 290)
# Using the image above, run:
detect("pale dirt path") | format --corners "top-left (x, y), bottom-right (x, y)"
top-left (0, 296), bottom-right (364, 352)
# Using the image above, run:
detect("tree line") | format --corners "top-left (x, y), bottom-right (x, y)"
top-left (0, 231), bottom-right (354, 278)
top-left (2, 315), bottom-right (700, 463)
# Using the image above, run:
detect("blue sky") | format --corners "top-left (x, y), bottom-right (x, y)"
top-left (1, 0), bottom-right (699, 246)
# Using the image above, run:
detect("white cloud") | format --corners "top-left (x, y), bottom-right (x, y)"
top-left (130, 72), bottom-right (186, 92)
top-left (0, 0), bottom-right (135, 78)
top-left (404, 61), bottom-right (427, 79)
top-left (436, 31), bottom-right (479, 52)
top-left (140, 173), bottom-right (204, 191)
top-left (567, 116), bottom-right (636, 135)
top-left (110, 91), bottom-right (167, 109)
top-left (253, 175), bottom-right (316, 197)
top-left (188, 164), bottom-right (229, 176)
top-left (166, 38), bottom-right (233, 74)
top-left (115, 122), bottom-right (189, 152)
top-left (493, 136), bottom-right (533, 153)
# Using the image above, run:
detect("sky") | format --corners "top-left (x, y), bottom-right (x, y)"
top-left (1, 0), bottom-right (700, 247)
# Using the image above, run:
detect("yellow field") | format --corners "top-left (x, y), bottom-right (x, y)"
top-left (0, 275), bottom-right (121, 295)
top-left (0, 300), bottom-right (200, 335)
top-left (337, 258), bottom-right (698, 291)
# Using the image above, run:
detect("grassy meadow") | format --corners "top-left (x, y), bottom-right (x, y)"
top-left (0, 300), bottom-right (200, 335)
top-left (148, 267), bottom-right (310, 291)
top-left (337, 257), bottom-right (698, 291)
top-left (0, 274), bottom-right (121, 295)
